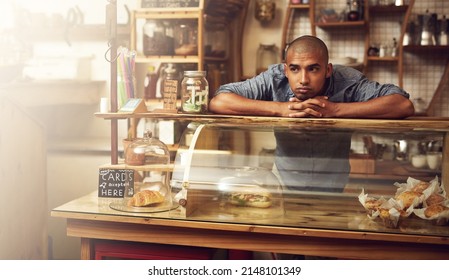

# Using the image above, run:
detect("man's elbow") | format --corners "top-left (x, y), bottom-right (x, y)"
top-left (209, 94), bottom-right (225, 114)
top-left (400, 99), bottom-right (415, 118)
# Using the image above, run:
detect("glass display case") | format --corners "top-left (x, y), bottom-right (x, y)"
top-left (165, 119), bottom-right (447, 237)
top-left (54, 114), bottom-right (449, 259)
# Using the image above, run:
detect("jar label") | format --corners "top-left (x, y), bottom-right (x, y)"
top-left (182, 86), bottom-right (209, 113)
top-left (163, 79), bottom-right (178, 110)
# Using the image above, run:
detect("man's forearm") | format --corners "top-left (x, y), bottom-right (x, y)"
top-left (209, 93), bottom-right (285, 116)
top-left (334, 94), bottom-right (415, 119)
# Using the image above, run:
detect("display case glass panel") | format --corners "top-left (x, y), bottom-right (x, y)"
top-left (169, 121), bottom-right (447, 237)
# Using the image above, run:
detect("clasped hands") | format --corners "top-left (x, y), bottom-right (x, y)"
top-left (286, 96), bottom-right (336, 118)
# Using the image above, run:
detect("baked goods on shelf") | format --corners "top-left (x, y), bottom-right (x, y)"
top-left (359, 176), bottom-right (448, 228)
top-left (395, 191), bottom-right (422, 209)
top-left (127, 190), bottom-right (165, 207)
top-left (424, 204), bottom-right (449, 218)
top-left (425, 193), bottom-right (446, 207)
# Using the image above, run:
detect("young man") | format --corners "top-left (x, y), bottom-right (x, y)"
top-left (209, 35), bottom-right (414, 119)
top-left (209, 35), bottom-right (415, 192)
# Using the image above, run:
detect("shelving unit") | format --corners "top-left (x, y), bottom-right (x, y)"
top-left (281, 2), bottom-right (313, 57)
top-left (130, 6), bottom-right (205, 70)
top-left (365, 1), bottom-right (414, 88)
top-left (281, 0), bottom-right (449, 117)
top-left (282, 0), bottom-right (368, 69)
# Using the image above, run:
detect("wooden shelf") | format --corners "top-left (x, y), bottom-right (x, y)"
top-left (288, 4), bottom-right (310, 9)
top-left (403, 45), bottom-right (449, 53)
top-left (369, 5), bottom-right (409, 13)
top-left (367, 56), bottom-right (399, 62)
top-left (314, 20), bottom-right (366, 28)
top-left (350, 160), bottom-right (440, 182)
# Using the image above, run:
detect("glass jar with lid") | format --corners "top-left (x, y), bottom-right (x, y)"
top-left (174, 20), bottom-right (198, 55)
top-left (181, 71), bottom-right (209, 114)
top-left (143, 19), bottom-right (168, 56)
top-left (125, 130), bottom-right (170, 166)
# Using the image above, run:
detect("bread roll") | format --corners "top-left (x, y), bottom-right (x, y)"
top-left (128, 190), bottom-right (165, 207)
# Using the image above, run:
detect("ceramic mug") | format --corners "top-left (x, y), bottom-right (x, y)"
top-left (411, 154), bottom-right (427, 169)
top-left (426, 152), bottom-right (442, 170)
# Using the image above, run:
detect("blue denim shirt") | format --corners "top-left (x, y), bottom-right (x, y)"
top-left (215, 63), bottom-right (409, 101)
top-left (215, 64), bottom-right (409, 193)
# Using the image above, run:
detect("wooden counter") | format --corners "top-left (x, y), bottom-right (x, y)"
top-left (52, 191), bottom-right (449, 260)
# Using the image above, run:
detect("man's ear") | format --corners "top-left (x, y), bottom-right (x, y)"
top-left (326, 63), bottom-right (333, 78)
top-left (284, 63), bottom-right (289, 78)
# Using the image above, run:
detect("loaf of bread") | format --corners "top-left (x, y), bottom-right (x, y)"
top-left (128, 190), bottom-right (165, 207)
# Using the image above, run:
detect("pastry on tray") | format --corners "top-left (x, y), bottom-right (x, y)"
top-left (411, 181), bottom-right (431, 193)
top-left (425, 193), bottom-right (446, 207)
top-left (378, 207), bottom-right (401, 228)
top-left (358, 188), bottom-right (386, 215)
top-left (127, 190), bottom-right (165, 207)
top-left (414, 203), bottom-right (449, 226)
top-left (395, 190), bottom-right (422, 209)
top-left (424, 204), bottom-right (449, 218)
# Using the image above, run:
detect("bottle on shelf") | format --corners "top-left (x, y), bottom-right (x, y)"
top-left (347, 0), bottom-right (360, 22)
top-left (155, 64), bottom-right (167, 99)
top-left (163, 20), bottom-right (175, 55)
top-left (391, 38), bottom-right (398, 57)
top-left (144, 65), bottom-right (158, 100)
top-left (438, 15), bottom-right (448, 46)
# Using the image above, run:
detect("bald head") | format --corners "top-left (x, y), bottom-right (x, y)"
top-left (285, 35), bottom-right (329, 64)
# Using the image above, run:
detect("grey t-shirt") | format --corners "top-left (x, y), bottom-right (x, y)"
top-left (215, 64), bottom-right (409, 193)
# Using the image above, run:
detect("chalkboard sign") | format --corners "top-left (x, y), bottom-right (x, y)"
top-left (98, 169), bottom-right (135, 198)
top-left (141, 0), bottom-right (200, 8)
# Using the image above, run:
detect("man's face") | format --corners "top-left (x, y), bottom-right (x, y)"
top-left (284, 50), bottom-right (332, 100)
